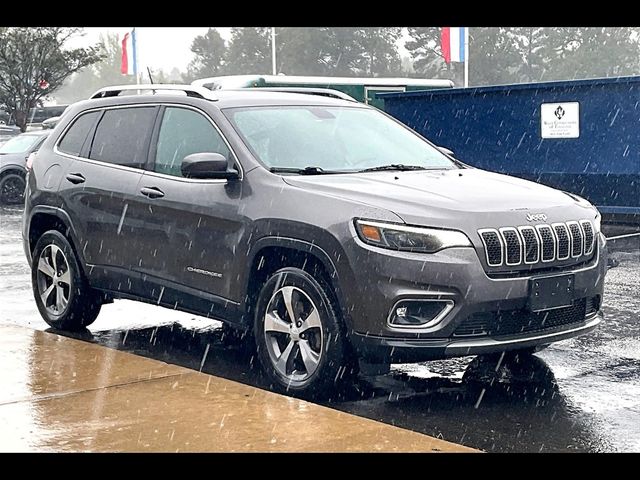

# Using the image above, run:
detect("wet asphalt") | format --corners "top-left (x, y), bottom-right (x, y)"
top-left (1, 205), bottom-right (639, 452)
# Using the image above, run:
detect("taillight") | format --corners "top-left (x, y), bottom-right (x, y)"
top-left (26, 152), bottom-right (37, 171)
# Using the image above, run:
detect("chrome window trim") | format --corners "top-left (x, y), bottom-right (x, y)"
top-left (566, 221), bottom-right (584, 258)
top-left (517, 225), bottom-right (540, 264)
top-left (551, 222), bottom-right (571, 261)
top-left (478, 228), bottom-right (504, 267)
top-left (499, 226), bottom-right (523, 266)
top-left (386, 298), bottom-right (455, 332)
top-left (53, 102), bottom-right (244, 183)
top-left (536, 224), bottom-right (556, 263)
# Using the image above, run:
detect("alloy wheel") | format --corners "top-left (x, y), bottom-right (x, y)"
top-left (36, 244), bottom-right (71, 316)
top-left (263, 286), bottom-right (324, 383)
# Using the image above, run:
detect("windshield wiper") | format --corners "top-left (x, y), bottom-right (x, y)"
top-left (269, 166), bottom-right (340, 175)
top-left (358, 164), bottom-right (429, 173)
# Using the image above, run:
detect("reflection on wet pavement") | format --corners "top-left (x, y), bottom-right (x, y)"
top-left (2, 205), bottom-right (639, 452)
top-left (1, 325), bottom-right (472, 452)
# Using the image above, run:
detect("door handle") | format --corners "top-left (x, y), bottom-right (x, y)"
top-left (140, 186), bottom-right (165, 199)
top-left (65, 173), bottom-right (85, 184)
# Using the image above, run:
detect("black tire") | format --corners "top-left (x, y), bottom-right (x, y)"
top-left (0, 172), bottom-right (26, 205)
top-left (254, 267), bottom-right (351, 396)
top-left (31, 230), bottom-right (101, 331)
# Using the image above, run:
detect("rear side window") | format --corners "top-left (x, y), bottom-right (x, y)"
top-left (154, 107), bottom-right (231, 177)
top-left (89, 107), bottom-right (156, 168)
top-left (57, 111), bottom-right (100, 156)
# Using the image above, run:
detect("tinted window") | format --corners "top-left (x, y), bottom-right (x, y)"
top-left (58, 111), bottom-right (100, 156)
top-left (154, 107), bottom-right (230, 177)
top-left (89, 107), bottom-right (156, 168)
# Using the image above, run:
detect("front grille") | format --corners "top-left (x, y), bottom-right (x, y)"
top-left (454, 298), bottom-right (588, 337)
top-left (478, 219), bottom-right (596, 270)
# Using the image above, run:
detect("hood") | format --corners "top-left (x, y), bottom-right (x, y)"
top-left (0, 152), bottom-right (28, 169)
top-left (282, 168), bottom-right (596, 230)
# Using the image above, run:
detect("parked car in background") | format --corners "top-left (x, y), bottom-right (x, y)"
top-left (27, 105), bottom-right (68, 130)
top-left (41, 116), bottom-right (61, 130)
top-left (0, 130), bottom-right (50, 204)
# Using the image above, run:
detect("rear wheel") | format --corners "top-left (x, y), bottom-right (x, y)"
top-left (32, 230), bottom-right (101, 331)
top-left (254, 267), bottom-right (351, 396)
top-left (0, 172), bottom-right (26, 204)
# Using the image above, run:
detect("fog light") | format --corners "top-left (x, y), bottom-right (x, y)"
top-left (388, 300), bottom-right (454, 329)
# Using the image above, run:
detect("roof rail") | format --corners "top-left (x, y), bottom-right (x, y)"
top-left (227, 87), bottom-right (358, 102)
top-left (90, 84), bottom-right (218, 101)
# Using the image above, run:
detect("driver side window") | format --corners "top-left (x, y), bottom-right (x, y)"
top-left (154, 107), bottom-right (230, 177)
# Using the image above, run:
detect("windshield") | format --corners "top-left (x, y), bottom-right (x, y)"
top-left (0, 134), bottom-right (42, 154)
top-left (225, 106), bottom-right (456, 173)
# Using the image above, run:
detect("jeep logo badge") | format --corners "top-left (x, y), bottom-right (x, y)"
top-left (526, 213), bottom-right (547, 222)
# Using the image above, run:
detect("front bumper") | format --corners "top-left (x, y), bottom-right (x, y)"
top-left (351, 311), bottom-right (602, 363)
top-left (340, 233), bottom-right (607, 362)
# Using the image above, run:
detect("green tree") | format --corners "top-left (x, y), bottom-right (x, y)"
top-left (0, 27), bottom-right (102, 131)
top-left (224, 27), bottom-right (272, 75)
top-left (354, 28), bottom-right (403, 76)
top-left (184, 28), bottom-right (227, 82)
top-left (276, 28), bottom-right (332, 75)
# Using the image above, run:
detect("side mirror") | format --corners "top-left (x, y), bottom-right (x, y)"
top-left (181, 152), bottom-right (239, 180)
top-left (437, 146), bottom-right (455, 157)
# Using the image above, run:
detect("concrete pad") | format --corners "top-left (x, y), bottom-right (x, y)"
top-left (0, 325), bottom-right (476, 452)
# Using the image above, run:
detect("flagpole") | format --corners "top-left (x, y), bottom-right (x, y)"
top-left (271, 27), bottom-right (277, 75)
top-left (133, 27), bottom-right (140, 85)
top-left (464, 27), bottom-right (469, 88)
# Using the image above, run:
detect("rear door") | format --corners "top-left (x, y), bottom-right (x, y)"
top-left (130, 105), bottom-right (244, 303)
top-left (57, 106), bottom-right (158, 275)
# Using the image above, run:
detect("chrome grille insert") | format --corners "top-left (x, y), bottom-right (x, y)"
top-left (581, 220), bottom-right (595, 255)
top-left (536, 224), bottom-right (556, 263)
top-left (552, 223), bottom-right (571, 260)
top-left (499, 227), bottom-right (522, 266)
top-left (518, 226), bottom-right (539, 264)
top-left (479, 229), bottom-right (503, 266)
top-left (567, 221), bottom-right (583, 258)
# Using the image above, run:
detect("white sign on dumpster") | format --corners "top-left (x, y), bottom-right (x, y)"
top-left (541, 102), bottom-right (580, 138)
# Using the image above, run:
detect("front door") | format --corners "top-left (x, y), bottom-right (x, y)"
top-left (131, 105), bottom-right (244, 304)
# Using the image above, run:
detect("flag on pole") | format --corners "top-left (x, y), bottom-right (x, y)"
top-left (121, 29), bottom-right (137, 76)
top-left (441, 27), bottom-right (467, 64)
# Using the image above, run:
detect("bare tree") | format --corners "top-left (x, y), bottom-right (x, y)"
top-left (0, 27), bottom-right (103, 131)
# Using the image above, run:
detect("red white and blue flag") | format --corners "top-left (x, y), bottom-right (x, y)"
top-left (121, 29), bottom-right (137, 76)
top-left (441, 27), bottom-right (467, 64)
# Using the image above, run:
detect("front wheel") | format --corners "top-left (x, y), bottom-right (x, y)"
top-left (254, 267), bottom-right (351, 396)
top-left (31, 230), bottom-right (101, 331)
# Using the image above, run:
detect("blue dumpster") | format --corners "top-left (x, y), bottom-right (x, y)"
top-left (379, 76), bottom-right (640, 220)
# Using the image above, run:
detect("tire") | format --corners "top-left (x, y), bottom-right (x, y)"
top-left (254, 267), bottom-right (351, 396)
top-left (0, 172), bottom-right (25, 205)
top-left (31, 230), bottom-right (101, 331)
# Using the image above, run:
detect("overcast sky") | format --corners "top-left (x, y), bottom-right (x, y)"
top-left (67, 27), bottom-right (410, 73)
top-left (67, 28), bottom-right (231, 72)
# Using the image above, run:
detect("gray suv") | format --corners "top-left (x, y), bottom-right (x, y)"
top-left (22, 84), bottom-right (607, 394)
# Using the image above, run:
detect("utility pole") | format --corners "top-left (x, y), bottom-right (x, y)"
top-left (271, 27), bottom-right (277, 75)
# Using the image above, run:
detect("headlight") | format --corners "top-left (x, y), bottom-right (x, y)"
top-left (355, 219), bottom-right (471, 253)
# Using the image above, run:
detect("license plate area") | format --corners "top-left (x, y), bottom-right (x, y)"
top-left (529, 274), bottom-right (575, 312)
